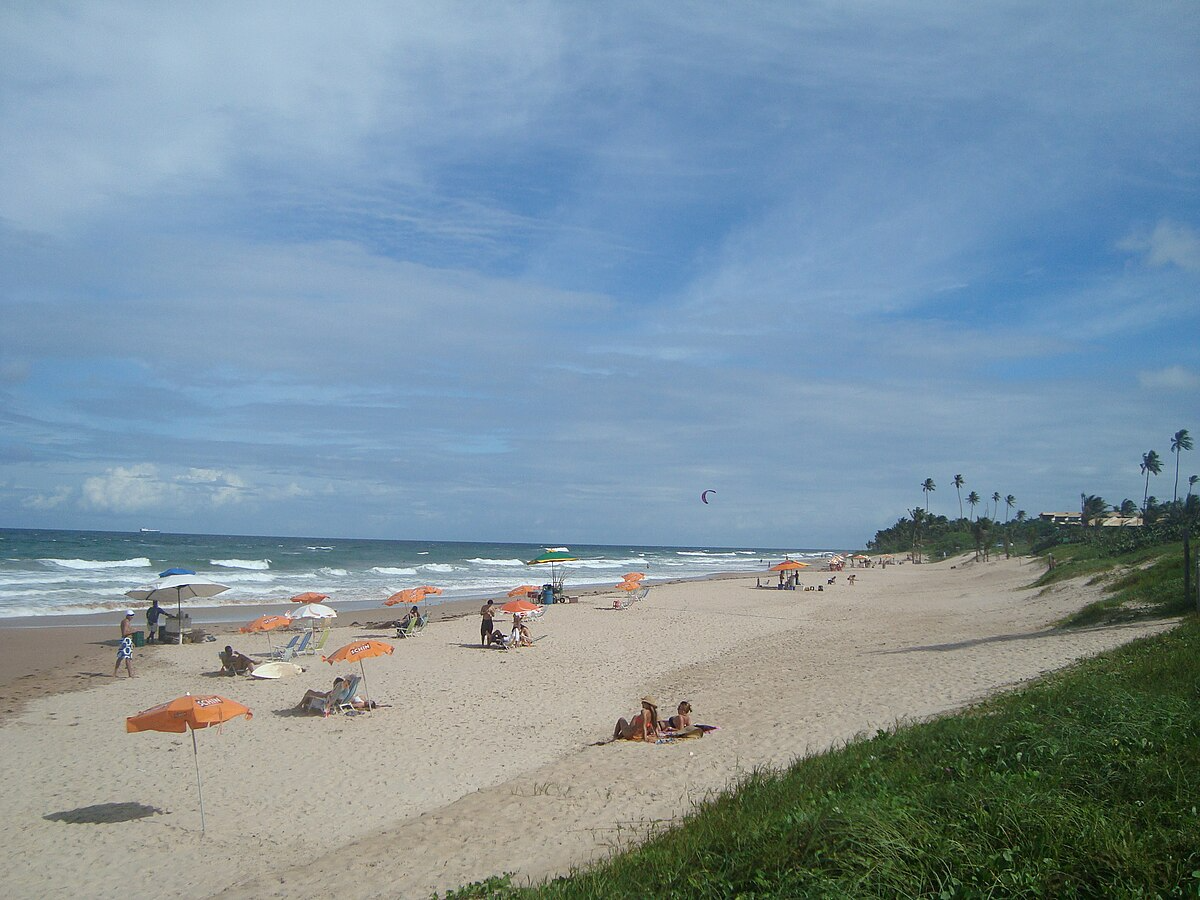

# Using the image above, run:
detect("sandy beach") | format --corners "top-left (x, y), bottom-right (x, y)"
top-left (0, 555), bottom-right (1175, 900)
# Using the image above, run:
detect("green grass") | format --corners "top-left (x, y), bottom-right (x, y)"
top-left (1029, 541), bottom-right (1191, 628)
top-left (441, 617), bottom-right (1200, 899)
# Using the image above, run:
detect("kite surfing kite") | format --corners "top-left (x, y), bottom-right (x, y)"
top-left (700, 489), bottom-right (716, 504)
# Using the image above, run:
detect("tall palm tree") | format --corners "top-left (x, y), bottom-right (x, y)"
top-left (1189, 474), bottom-right (1198, 500)
top-left (1171, 429), bottom-right (1193, 503)
top-left (966, 490), bottom-right (980, 521)
top-left (991, 491), bottom-right (1001, 519)
top-left (1140, 450), bottom-right (1162, 512)
top-left (1080, 493), bottom-right (1108, 529)
top-left (921, 478), bottom-right (935, 512)
top-left (953, 474), bottom-right (965, 520)
top-left (1004, 494), bottom-right (1016, 523)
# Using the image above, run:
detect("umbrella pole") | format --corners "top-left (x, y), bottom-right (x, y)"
top-left (359, 660), bottom-right (371, 712)
top-left (191, 728), bottom-right (206, 836)
top-left (177, 589), bottom-right (184, 645)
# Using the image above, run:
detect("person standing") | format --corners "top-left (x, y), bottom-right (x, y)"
top-left (145, 599), bottom-right (170, 643)
top-left (480, 599), bottom-right (495, 646)
top-left (113, 610), bottom-right (136, 678)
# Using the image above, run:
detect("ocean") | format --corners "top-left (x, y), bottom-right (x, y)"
top-left (0, 528), bottom-right (832, 619)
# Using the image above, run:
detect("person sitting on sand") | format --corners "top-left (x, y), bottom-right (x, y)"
top-left (219, 645), bottom-right (258, 676)
top-left (667, 700), bottom-right (692, 731)
top-left (613, 696), bottom-right (664, 742)
top-left (513, 620), bottom-right (534, 647)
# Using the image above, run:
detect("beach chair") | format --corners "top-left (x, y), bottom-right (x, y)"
top-left (395, 617), bottom-right (417, 639)
top-left (291, 631), bottom-right (313, 657)
top-left (270, 634), bottom-right (302, 661)
top-left (335, 675), bottom-right (364, 714)
top-left (308, 628), bottom-right (329, 654)
top-left (304, 675), bottom-right (357, 717)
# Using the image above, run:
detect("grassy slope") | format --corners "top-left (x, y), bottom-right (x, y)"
top-left (444, 553), bottom-right (1200, 899)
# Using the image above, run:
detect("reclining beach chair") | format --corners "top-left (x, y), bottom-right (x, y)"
top-left (270, 633), bottom-right (302, 661)
top-left (303, 675), bottom-right (358, 717)
top-left (395, 617), bottom-right (417, 639)
top-left (303, 629), bottom-right (327, 655)
top-left (335, 674), bottom-right (364, 714)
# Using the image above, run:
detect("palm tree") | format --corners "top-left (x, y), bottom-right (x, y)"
top-left (1015, 510), bottom-right (1027, 523)
top-left (1004, 494), bottom-right (1016, 524)
top-left (953, 474), bottom-right (965, 520)
top-left (991, 492), bottom-right (1001, 519)
top-left (1171, 429), bottom-right (1193, 503)
top-left (966, 490), bottom-right (980, 520)
top-left (921, 478), bottom-right (935, 512)
top-left (1189, 474), bottom-right (1198, 500)
top-left (1141, 450), bottom-right (1162, 512)
top-left (1080, 493), bottom-right (1108, 529)
top-left (1119, 499), bottom-right (1138, 517)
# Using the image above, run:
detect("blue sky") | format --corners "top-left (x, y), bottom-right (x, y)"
top-left (1, 3), bottom-right (1197, 549)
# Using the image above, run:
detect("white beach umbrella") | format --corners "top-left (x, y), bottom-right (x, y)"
top-left (126, 574), bottom-right (230, 644)
top-left (288, 603), bottom-right (337, 633)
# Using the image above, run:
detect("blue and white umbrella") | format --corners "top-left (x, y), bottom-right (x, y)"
top-left (127, 574), bottom-right (229, 643)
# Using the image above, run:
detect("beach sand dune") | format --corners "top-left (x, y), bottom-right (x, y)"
top-left (0, 556), bottom-right (1174, 899)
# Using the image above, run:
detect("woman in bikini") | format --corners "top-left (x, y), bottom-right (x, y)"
top-left (613, 696), bottom-right (663, 741)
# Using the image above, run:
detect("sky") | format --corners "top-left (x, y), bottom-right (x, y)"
top-left (1, 3), bottom-right (1197, 550)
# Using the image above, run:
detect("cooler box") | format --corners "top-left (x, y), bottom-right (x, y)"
top-left (132, 630), bottom-right (146, 647)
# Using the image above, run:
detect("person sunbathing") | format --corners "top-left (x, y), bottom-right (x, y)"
top-left (667, 700), bottom-right (692, 731)
top-left (297, 677), bottom-right (346, 712)
top-left (613, 696), bottom-right (664, 742)
top-left (219, 645), bottom-right (258, 676)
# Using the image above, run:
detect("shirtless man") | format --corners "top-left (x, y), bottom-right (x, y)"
top-left (113, 610), bottom-right (136, 678)
top-left (480, 600), bottom-right (495, 646)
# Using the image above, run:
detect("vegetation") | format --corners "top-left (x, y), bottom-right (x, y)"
top-left (445, 615), bottom-right (1200, 899)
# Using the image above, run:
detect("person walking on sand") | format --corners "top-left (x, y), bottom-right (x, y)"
top-left (113, 610), bottom-right (136, 678)
top-left (480, 599), bottom-right (496, 646)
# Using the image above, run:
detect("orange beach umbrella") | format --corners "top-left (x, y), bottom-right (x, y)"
top-left (770, 560), bottom-right (809, 571)
top-left (290, 591), bottom-right (329, 604)
top-left (616, 580), bottom-right (644, 592)
top-left (384, 587), bottom-right (436, 607)
top-left (324, 640), bottom-right (394, 710)
top-left (239, 613), bottom-right (292, 652)
top-left (622, 572), bottom-right (646, 582)
top-left (507, 585), bottom-right (540, 598)
top-left (126, 693), bottom-right (252, 834)
top-left (501, 599), bottom-right (539, 614)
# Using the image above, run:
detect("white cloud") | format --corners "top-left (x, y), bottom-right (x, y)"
top-left (1137, 365), bottom-right (1200, 391)
top-left (23, 486), bottom-right (70, 510)
top-left (1120, 221), bottom-right (1200, 272)
top-left (82, 464), bottom-right (177, 512)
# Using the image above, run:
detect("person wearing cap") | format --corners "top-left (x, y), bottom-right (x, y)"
top-left (113, 610), bottom-right (136, 678)
top-left (613, 695), bottom-right (663, 742)
top-left (144, 599), bottom-right (173, 643)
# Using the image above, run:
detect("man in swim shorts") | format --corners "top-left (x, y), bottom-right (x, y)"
top-left (113, 610), bottom-right (136, 678)
top-left (480, 599), bottom-right (495, 646)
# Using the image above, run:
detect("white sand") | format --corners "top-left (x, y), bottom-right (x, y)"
top-left (0, 556), bottom-right (1175, 899)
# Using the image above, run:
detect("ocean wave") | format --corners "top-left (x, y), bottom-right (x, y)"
top-left (371, 567), bottom-right (416, 576)
top-left (318, 567), bottom-right (349, 578)
top-left (210, 558), bottom-right (271, 570)
top-left (466, 558), bottom-right (526, 567)
top-left (419, 563), bottom-right (456, 573)
top-left (38, 557), bottom-right (152, 570)
top-left (306, 546), bottom-right (333, 551)
top-left (212, 572), bottom-right (276, 584)
top-left (676, 550), bottom-right (740, 557)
